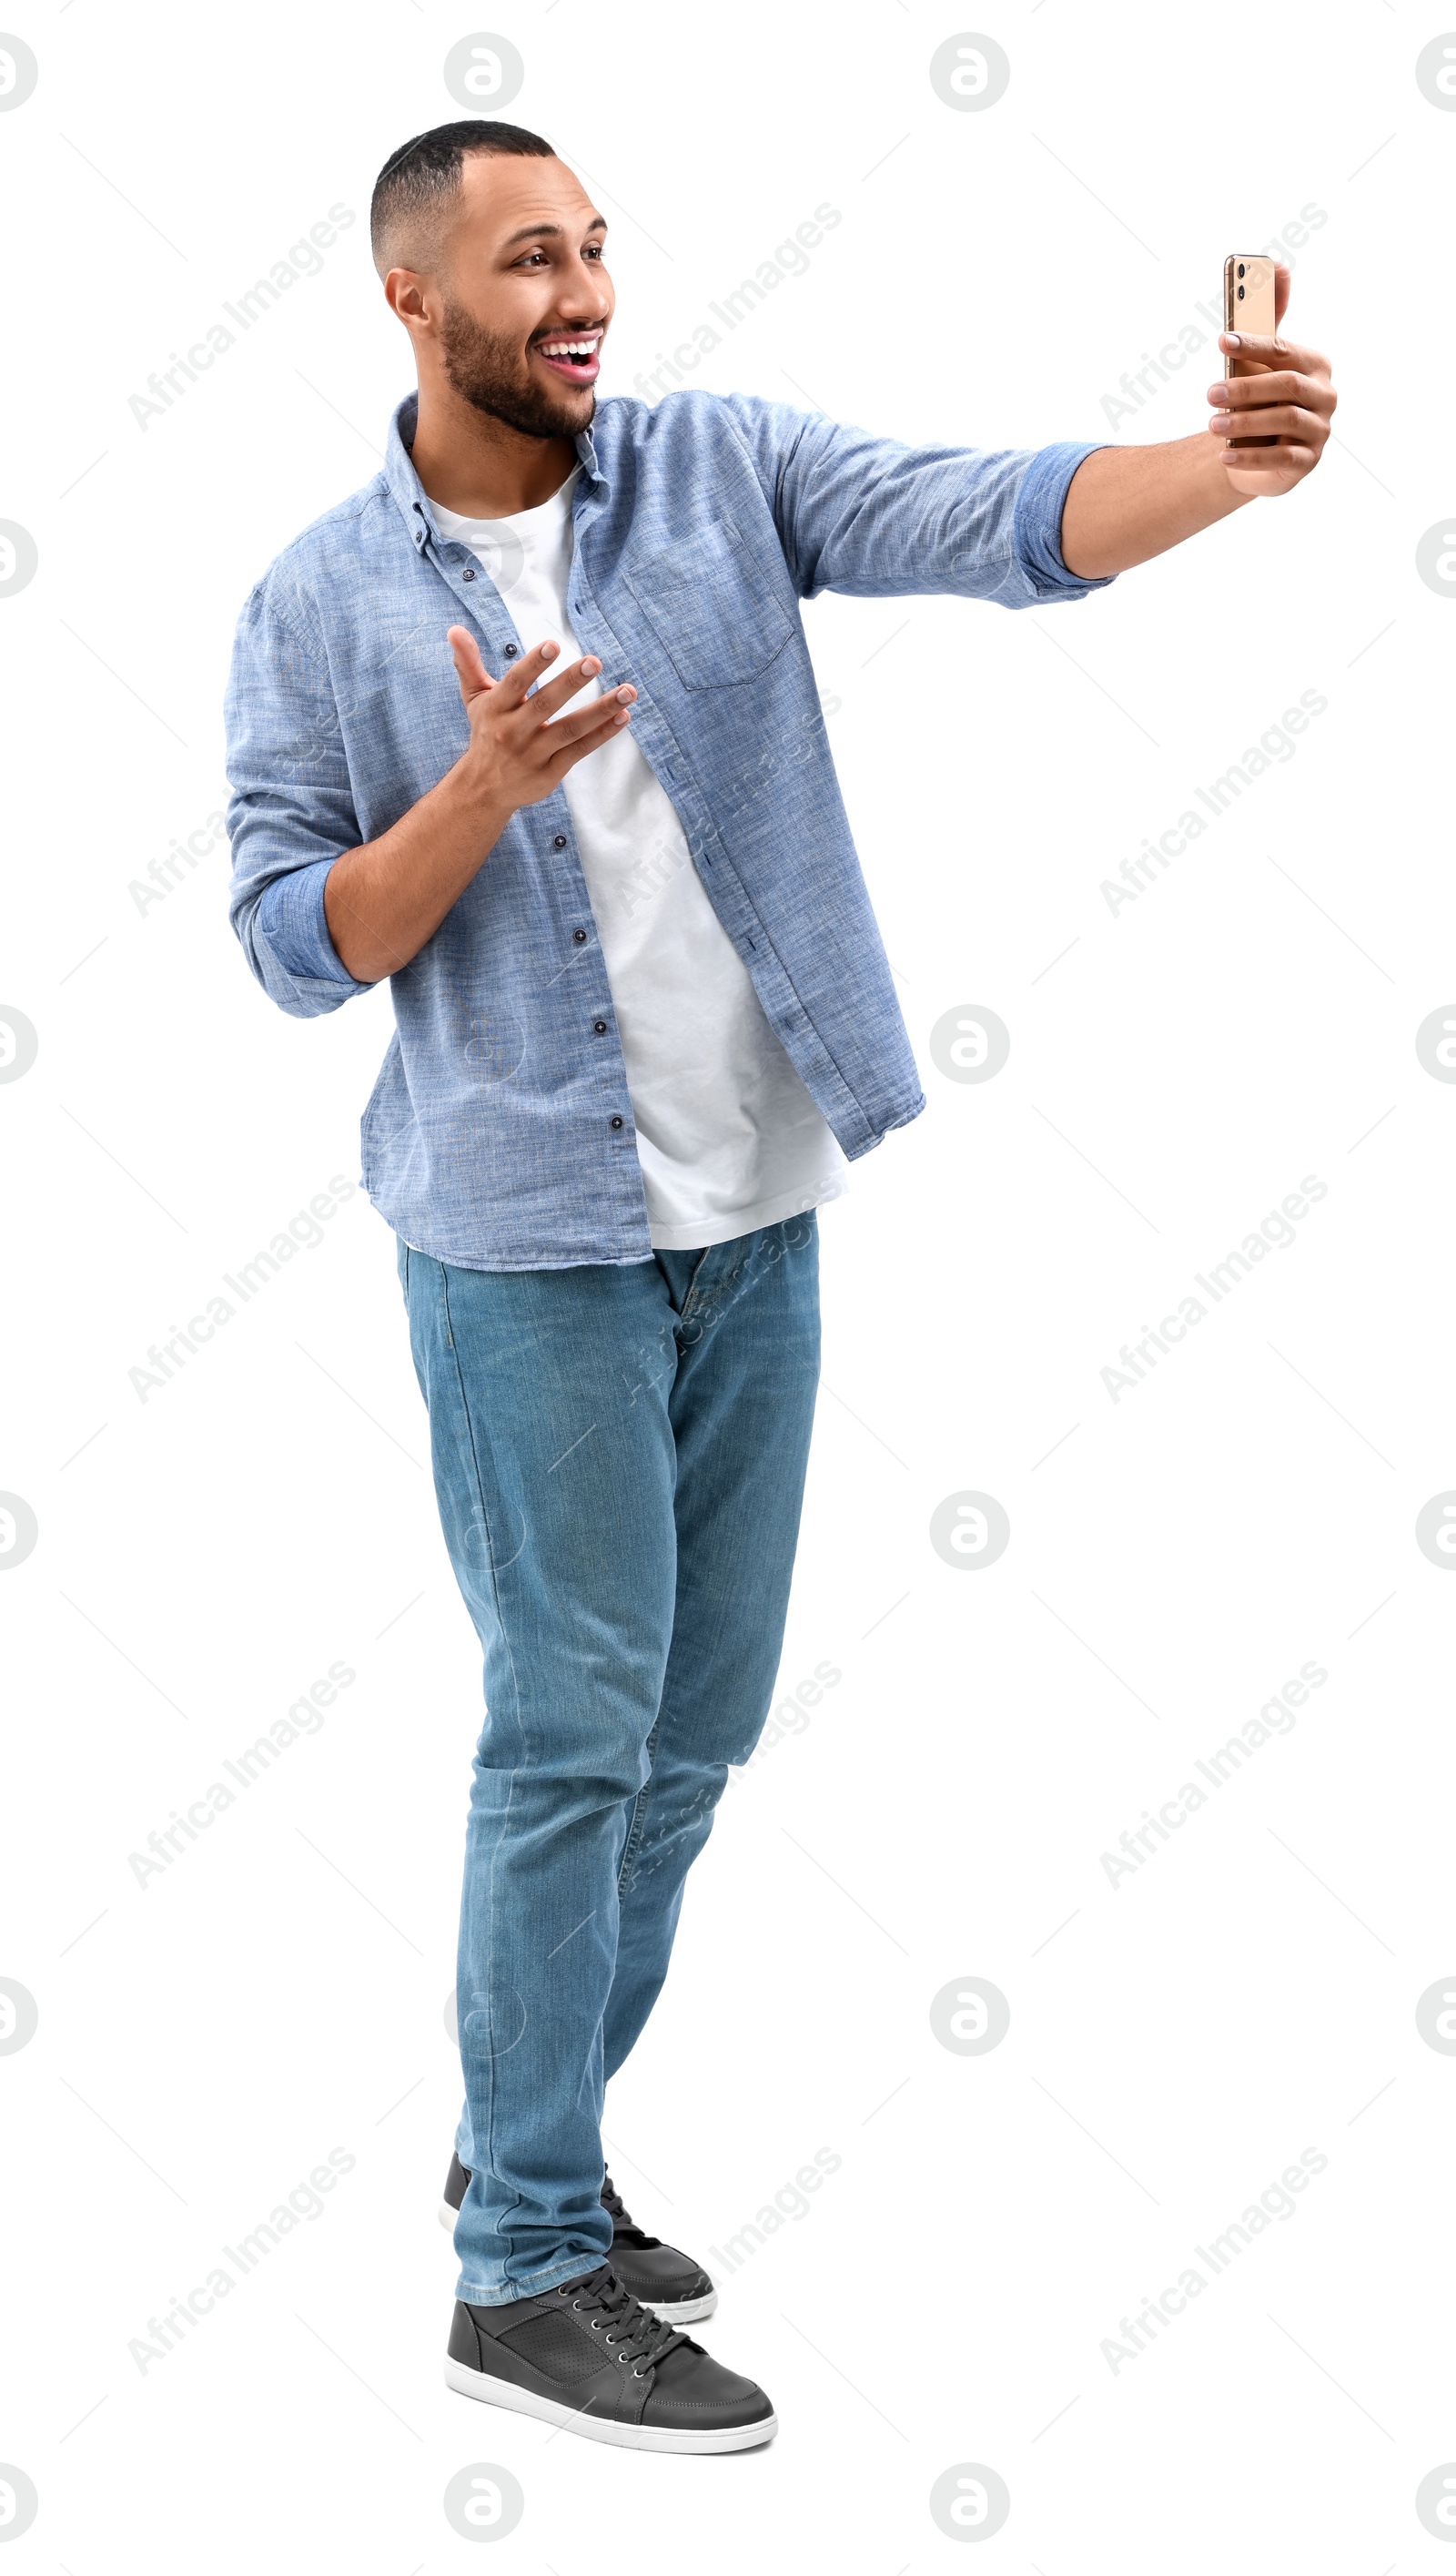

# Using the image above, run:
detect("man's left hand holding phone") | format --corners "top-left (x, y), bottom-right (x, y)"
top-left (1209, 258), bottom-right (1336, 499)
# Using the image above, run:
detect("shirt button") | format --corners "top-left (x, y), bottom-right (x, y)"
top-left (592, 1019), bottom-right (607, 1035)
top-left (552, 834), bottom-right (567, 849)
top-left (461, 568), bottom-right (476, 582)
top-left (503, 643), bottom-right (518, 658)
top-left (610, 1115), bottom-right (624, 1131)
top-left (571, 928), bottom-right (588, 944)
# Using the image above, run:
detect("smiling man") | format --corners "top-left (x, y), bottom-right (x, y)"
top-left (225, 120), bottom-right (1335, 2454)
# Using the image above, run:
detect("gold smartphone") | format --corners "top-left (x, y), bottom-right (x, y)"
top-left (1222, 254), bottom-right (1278, 448)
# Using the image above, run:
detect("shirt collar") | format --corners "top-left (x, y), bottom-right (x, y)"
top-left (385, 390), bottom-right (607, 555)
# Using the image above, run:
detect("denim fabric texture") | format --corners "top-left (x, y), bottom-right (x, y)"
top-left (226, 390), bottom-right (1109, 1269)
top-left (398, 1212), bottom-right (823, 2302)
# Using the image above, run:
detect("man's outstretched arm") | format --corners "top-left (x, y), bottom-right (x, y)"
top-left (1061, 268), bottom-right (1336, 578)
top-left (736, 262), bottom-right (1334, 608)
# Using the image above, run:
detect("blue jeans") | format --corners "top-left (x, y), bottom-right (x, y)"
top-left (398, 1215), bottom-right (822, 2305)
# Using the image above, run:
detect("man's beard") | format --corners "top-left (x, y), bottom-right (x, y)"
top-left (439, 299), bottom-right (594, 441)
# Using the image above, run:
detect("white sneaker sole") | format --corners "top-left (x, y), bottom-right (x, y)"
top-left (443, 2354), bottom-right (776, 2452)
top-left (439, 2201), bottom-right (719, 2324)
top-left (642, 2287), bottom-right (718, 2324)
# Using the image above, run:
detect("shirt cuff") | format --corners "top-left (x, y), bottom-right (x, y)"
top-left (254, 857), bottom-right (369, 989)
top-left (1013, 440), bottom-right (1117, 597)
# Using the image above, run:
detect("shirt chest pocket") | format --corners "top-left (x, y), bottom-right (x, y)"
top-left (622, 518), bottom-right (796, 690)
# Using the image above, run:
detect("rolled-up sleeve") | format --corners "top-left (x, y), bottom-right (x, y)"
top-left (723, 394), bottom-right (1114, 609)
top-left (1010, 439), bottom-right (1116, 596)
top-left (224, 579), bottom-right (372, 1018)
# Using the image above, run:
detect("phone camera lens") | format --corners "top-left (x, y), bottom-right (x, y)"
top-left (1237, 262), bottom-right (1246, 277)
top-left (1237, 285), bottom-right (1245, 299)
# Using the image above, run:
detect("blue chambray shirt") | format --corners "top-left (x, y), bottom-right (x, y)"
top-left (226, 390), bottom-right (1109, 1270)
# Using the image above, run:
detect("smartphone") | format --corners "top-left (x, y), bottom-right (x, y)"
top-left (1222, 254), bottom-right (1278, 448)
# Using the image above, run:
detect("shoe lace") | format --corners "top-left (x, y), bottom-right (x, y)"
top-left (554, 2264), bottom-right (684, 2373)
top-left (601, 2171), bottom-right (661, 2248)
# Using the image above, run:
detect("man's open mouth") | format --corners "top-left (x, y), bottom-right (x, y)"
top-left (532, 333), bottom-right (603, 385)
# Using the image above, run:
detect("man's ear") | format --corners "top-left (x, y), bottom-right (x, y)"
top-left (385, 269), bottom-right (432, 330)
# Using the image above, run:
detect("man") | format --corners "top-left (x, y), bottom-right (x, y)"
top-left (225, 119), bottom-right (1335, 2453)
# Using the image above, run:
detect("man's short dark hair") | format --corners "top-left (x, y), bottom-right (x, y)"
top-left (370, 119), bottom-right (555, 278)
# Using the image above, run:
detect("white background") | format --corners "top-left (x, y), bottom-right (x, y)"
top-left (3, 0), bottom-right (1453, 2565)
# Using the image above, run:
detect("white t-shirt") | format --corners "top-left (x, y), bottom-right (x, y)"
top-left (430, 469), bottom-right (848, 1252)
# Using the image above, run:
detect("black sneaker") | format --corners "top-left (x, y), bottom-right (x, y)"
top-left (440, 2153), bottom-right (717, 2324)
top-left (445, 2263), bottom-right (775, 2453)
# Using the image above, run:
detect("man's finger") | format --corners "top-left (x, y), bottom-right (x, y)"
top-left (534, 685), bottom-right (636, 750)
top-left (1208, 370), bottom-right (1326, 412)
top-left (1218, 330), bottom-right (1331, 380)
top-left (1220, 447), bottom-right (1321, 486)
top-left (1208, 405), bottom-right (1330, 443)
top-left (542, 700), bottom-right (635, 773)
top-left (490, 636), bottom-right (565, 705)
top-left (446, 624), bottom-right (493, 701)
top-left (522, 654), bottom-right (609, 721)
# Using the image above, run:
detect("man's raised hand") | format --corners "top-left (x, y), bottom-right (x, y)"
top-left (446, 628), bottom-right (635, 813)
top-left (1207, 261), bottom-right (1336, 500)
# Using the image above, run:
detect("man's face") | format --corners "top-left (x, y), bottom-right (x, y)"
top-left (433, 154), bottom-right (613, 441)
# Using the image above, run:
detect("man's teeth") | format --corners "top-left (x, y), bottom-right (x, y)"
top-left (540, 340), bottom-right (598, 359)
